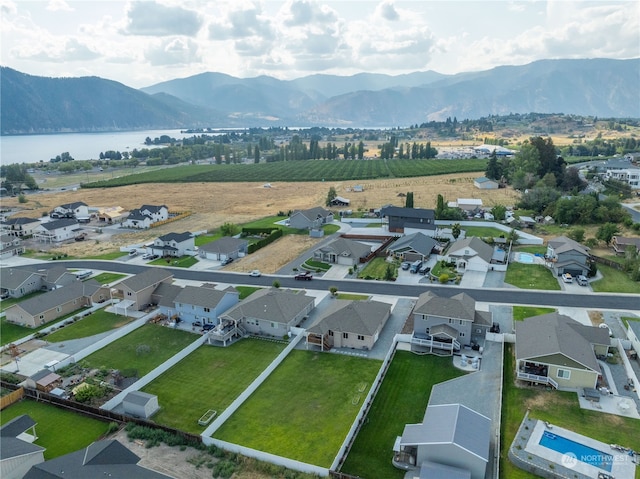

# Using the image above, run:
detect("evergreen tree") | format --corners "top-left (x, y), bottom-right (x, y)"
top-left (405, 192), bottom-right (414, 208)
top-left (485, 150), bottom-right (501, 180)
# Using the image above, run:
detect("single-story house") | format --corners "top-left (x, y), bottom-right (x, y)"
top-left (0, 217), bottom-right (41, 237)
top-left (25, 369), bottom-right (62, 393)
top-left (23, 439), bottom-right (172, 479)
top-left (411, 291), bottom-right (492, 355)
top-left (289, 207), bottom-right (333, 230)
top-left (113, 268), bottom-right (173, 312)
top-left (473, 177), bottom-right (499, 189)
top-left (515, 312), bottom-right (610, 390)
top-left (0, 415), bottom-right (45, 479)
top-left (41, 265), bottom-right (77, 289)
top-left (313, 237), bottom-right (372, 266)
top-left (329, 196), bottom-right (351, 206)
top-left (97, 206), bottom-right (125, 223)
top-left (51, 201), bottom-right (88, 220)
top-left (198, 237), bottom-right (248, 261)
top-left (394, 403), bottom-right (491, 479)
top-left (32, 219), bottom-right (79, 243)
top-left (517, 216), bottom-right (536, 228)
top-left (306, 299), bottom-right (391, 351)
top-left (612, 235), bottom-right (640, 255)
top-left (0, 268), bottom-right (44, 299)
top-left (219, 288), bottom-right (315, 337)
top-left (148, 232), bottom-right (194, 258)
top-left (380, 206), bottom-right (436, 235)
top-left (387, 232), bottom-right (438, 262)
top-left (0, 235), bottom-right (24, 259)
top-left (122, 204), bottom-right (168, 229)
top-left (626, 320), bottom-right (640, 359)
top-left (446, 237), bottom-right (494, 272)
top-left (4, 280), bottom-right (108, 328)
top-left (546, 235), bottom-right (591, 277)
top-left (123, 391), bottom-right (160, 419)
top-left (162, 284), bottom-right (239, 327)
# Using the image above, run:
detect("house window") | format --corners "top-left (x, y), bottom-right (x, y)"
top-left (459, 332), bottom-right (465, 337)
top-left (329, 330), bottom-right (334, 336)
top-left (204, 307), bottom-right (210, 313)
top-left (73, 299), bottom-right (77, 305)
top-left (459, 320), bottom-right (463, 325)
top-left (127, 292), bottom-right (132, 296)
top-left (448, 318), bottom-right (453, 324)
top-left (39, 314), bottom-right (44, 320)
top-left (358, 335), bottom-right (364, 341)
top-left (557, 369), bottom-right (571, 380)
top-left (56, 307), bottom-right (61, 313)
top-left (271, 322), bottom-right (276, 328)
top-left (343, 332), bottom-right (349, 339)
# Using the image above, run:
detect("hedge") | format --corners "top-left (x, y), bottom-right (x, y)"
top-left (247, 229), bottom-right (283, 254)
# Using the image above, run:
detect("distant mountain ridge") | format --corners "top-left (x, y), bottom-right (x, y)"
top-left (2, 58), bottom-right (639, 134)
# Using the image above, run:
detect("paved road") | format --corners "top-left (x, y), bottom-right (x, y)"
top-left (21, 260), bottom-right (640, 311)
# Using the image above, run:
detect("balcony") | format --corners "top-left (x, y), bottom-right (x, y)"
top-left (517, 371), bottom-right (558, 389)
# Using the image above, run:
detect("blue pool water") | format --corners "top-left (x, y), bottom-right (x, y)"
top-left (518, 253), bottom-right (535, 264)
top-left (539, 431), bottom-right (613, 471)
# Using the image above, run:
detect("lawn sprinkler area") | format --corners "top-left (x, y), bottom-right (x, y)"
top-left (142, 338), bottom-right (285, 433)
top-left (213, 350), bottom-right (382, 467)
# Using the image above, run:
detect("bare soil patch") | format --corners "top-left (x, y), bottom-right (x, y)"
top-left (588, 310), bottom-right (604, 326)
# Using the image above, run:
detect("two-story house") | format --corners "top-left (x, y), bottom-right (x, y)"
top-left (122, 205), bottom-right (168, 229)
top-left (148, 232), bottom-right (194, 258)
top-left (411, 291), bottom-right (492, 355)
top-left (0, 234), bottom-right (24, 259)
top-left (32, 219), bottom-right (79, 243)
top-left (546, 236), bottom-right (591, 277)
top-left (168, 285), bottom-right (239, 327)
top-left (51, 201), bottom-right (89, 220)
top-left (380, 206), bottom-right (436, 235)
top-left (112, 268), bottom-right (173, 312)
top-left (0, 217), bottom-right (41, 237)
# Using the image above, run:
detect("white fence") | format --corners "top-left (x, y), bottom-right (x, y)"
top-left (615, 338), bottom-right (640, 403)
top-left (436, 220), bottom-right (543, 245)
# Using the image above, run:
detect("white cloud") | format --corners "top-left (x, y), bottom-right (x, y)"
top-left (145, 37), bottom-right (201, 66)
top-left (46, 0), bottom-right (73, 12)
top-left (375, 1), bottom-right (399, 21)
top-left (13, 36), bottom-right (100, 63)
top-left (208, 3), bottom-right (274, 40)
top-left (124, 1), bottom-right (202, 36)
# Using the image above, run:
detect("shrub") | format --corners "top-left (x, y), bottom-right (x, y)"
top-left (0, 372), bottom-right (21, 384)
top-left (439, 273), bottom-right (449, 283)
top-left (106, 422), bottom-right (120, 435)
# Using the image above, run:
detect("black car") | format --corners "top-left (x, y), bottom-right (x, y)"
top-left (221, 257), bottom-right (234, 265)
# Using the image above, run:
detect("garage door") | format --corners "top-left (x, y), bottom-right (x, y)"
top-left (564, 268), bottom-right (582, 277)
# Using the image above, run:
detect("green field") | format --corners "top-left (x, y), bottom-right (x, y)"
top-left (1, 306), bottom-right (89, 346)
top-left (82, 324), bottom-right (197, 377)
top-left (235, 286), bottom-right (261, 299)
top-left (0, 399), bottom-right (109, 459)
top-left (512, 306), bottom-right (556, 321)
top-left (142, 339), bottom-right (285, 433)
top-left (358, 257), bottom-right (397, 280)
top-left (214, 350), bottom-right (382, 467)
top-left (83, 158), bottom-right (488, 187)
top-left (500, 344), bottom-right (640, 479)
top-left (462, 226), bottom-right (505, 238)
top-left (504, 263), bottom-right (561, 290)
top-left (341, 352), bottom-right (465, 478)
top-left (591, 264), bottom-right (640, 294)
top-left (45, 309), bottom-right (134, 342)
top-left (148, 255), bottom-right (198, 268)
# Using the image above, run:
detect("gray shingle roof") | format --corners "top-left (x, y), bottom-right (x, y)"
top-left (173, 285), bottom-right (236, 310)
top-left (380, 206), bottom-right (436, 221)
top-left (8, 280), bottom-right (101, 316)
top-left (117, 268), bottom-right (173, 293)
top-left (140, 205), bottom-right (167, 214)
top-left (59, 201), bottom-right (87, 210)
top-left (127, 209), bottom-right (151, 221)
top-left (388, 232), bottom-right (437, 256)
top-left (548, 236), bottom-right (590, 256)
top-left (515, 312), bottom-right (609, 372)
top-left (0, 268), bottom-right (42, 290)
top-left (124, 391), bottom-right (156, 406)
top-left (0, 414), bottom-right (36, 437)
top-left (152, 283), bottom-right (183, 308)
top-left (38, 218), bottom-right (78, 231)
top-left (316, 237), bottom-right (371, 259)
top-left (222, 288), bottom-right (314, 324)
top-left (447, 237), bottom-right (494, 264)
top-left (158, 232), bottom-right (192, 243)
top-left (307, 299), bottom-right (390, 336)
top-left (1, 216), bottom-right (40, 226)
top-left (198, 236), bottom-right (248, 254)
top-left (413, 292), bottom-right (477, 321)
top-left (295, 206), bottom-right (332, 221)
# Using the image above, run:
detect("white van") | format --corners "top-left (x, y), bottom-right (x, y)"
top-left (75, 270), bottom-right (92, 280)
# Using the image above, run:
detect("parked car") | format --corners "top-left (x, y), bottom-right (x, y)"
top-left (418, 265), bottom-right (431, 275)
top-left (128, 250), bottom-right (138, 257)
top-left (561, 273), bottom-right (573, 283)
top-left (576, 275), bottom-right (588, 286)
top-left (249, 270), bottom-right (261, 277)
top-left (401, 261), bottom-right (411, 270)
top-left (294, 271), bottom-right (313, 280)
top-left (142, 253), bottom-right (153, 260)
top-left (221, 257), bottom-right (234, 265)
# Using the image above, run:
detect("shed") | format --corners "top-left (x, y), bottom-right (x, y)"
top-left (123, 391), bottom-right (160, 419)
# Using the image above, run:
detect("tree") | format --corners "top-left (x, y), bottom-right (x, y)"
top-left (596, 223), bottom-right (619, 246)
top-left (325, 186), bottom-right (337, 206)
top-left (568, 228), bottom-right (585, 243)
top-left (405, 192), bottom-right (414, 208)
top-left (219, 222), bottom-right (239, 236)
top-left (329, 286), bottom-right (338, 296)
top-left (384, 264), bottom-right (395, 281)
top-left (254, 145), bottom-right (260, 164)
top-left (435, 194), bottom-right (445, 218)
top-left (485, 150), bottom-right (501, 180)
top-left (491, 204), bottom-right (507, 221)
top-left (451, 223), bottom-right (461, 240)
top-left (506, 228), bottom-right (520, 245)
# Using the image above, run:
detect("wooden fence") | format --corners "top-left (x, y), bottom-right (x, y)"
top-left (0, 386), bottom-right (24, 410)
top-left (592, 255), bottom-right (624, 271)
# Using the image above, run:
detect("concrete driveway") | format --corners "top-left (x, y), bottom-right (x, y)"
top-left (458, 270), bottom-right (487, 288)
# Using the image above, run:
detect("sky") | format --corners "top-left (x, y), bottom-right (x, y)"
top-left (1, 0), bottom-right (639, 89)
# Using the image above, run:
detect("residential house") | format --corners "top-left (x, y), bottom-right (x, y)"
top-left (0, 415), bottom-right (45, 479)
top-left (473, 177), bottom-right (499, 189)
top-left (450, 198), bottom-right (483, 213)
top-left (515, 312), bottom-right (610, 390)
top-left (148, 232), bottom-right (194, 258)
top-left (0, 235), bottom-right (24, 259)
top-left (97, 206), bottom-right (125, 223)
top-left (447, 237), bottom-right (495, 272)
top-left (164, 284), bottom-right (239, 327)
top-left (51, 201), bottom-right (89, 220)
top-left (612, 236), bottom-right (640, 255)
top-left (546, 235), bottom-right (591, 277)
top-left (626, 320), bottom-right (640, 360)
top-left (151, 282), bottom-right (183, 317)
top-left (25, 369), bottom-right (62, 393)
top-left (387, 232), bottom-right (438, 262)
top-left (113, 268), bottom-right (173, 312)
top-left (198, 237), bottom-right (248, 261)
top-left (123, 391), bottom-right (160, 419)
top-left (32, 219), bottom-right (79, 243)
top-left (0, 268), bottom-right (44, 298)
top-left (329, 196), bottom-right (351, 206)
top-left (306, 299), bottom-right (391, 351)
top-left (394, 403), bottom-right (491, 479)
top-left (122, 204), bottom-right (169, 229)
top-left (518, 216), bottom-right (536, 228)
top-left (313, 237), bottom-right (371, 266)
top-left (289, 207), bottom-right (333, 230)
top-left (41, 265), bottom-right (77, 289)
top-left (0, 217), bottom-right (41, 237)
top-left (4, 280), bottom-right (108, 327)
top-left (23, 439), bottom-right (173, 479)
top-left (606, 166), bottom-right (640, 189)
top-left (411, 291), bottom-right (492, 355)
top-left (380, 206), bottom-right (436, 235)
top-left (219, 288), bottom-right (314, 338)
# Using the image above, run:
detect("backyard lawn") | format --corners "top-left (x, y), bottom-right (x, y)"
top-left (513, 245), bottom-right (547, 255)
top-left (1, 306), bottom-right (89, 346)
top-left (504, 263), bottom-right (561, 290)
top-left (194, 232), bottom-right (222, 246)
top-left (235, 286), bottom-right (261, 300)
top-left (341, 352), bottom-right (465, 478)
top-left (214, 350), bottom-right (382, 467)
top-left (462, 225), bottom-right (505, 238)
top-left (500, 344), bottom-right (640, 479)
top-left (142, 339), bottom-right (285, 433)
top-left (512, 306), bottom-right (556, 321)
top-left (82, 324), bottom-right (197, 377)
top-left (591, 264), bottom-right (640, 294)
top-left (45, 309), bottom-right (134, 342)
top-left (0, 399), bottom-right (109, 459)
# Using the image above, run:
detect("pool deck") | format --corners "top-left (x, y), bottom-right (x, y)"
top-left (523, 420), bottom-right (637, 479)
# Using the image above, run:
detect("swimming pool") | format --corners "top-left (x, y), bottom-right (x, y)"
top-left (539, 430), bottom-right (613, 471)
top-left (518, 253), bottom-right (535, 264)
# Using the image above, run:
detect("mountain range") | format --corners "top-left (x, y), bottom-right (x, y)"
top-left (2, 58), bottom-right (639, 134)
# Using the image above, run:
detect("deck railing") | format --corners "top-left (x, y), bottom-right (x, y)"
top-left (517, 371), bottom-right (558, 389)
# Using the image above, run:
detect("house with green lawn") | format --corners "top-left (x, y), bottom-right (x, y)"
top-left (155, 283), bottom-right (239, 327)
top-left (0, 415), bottom-right (45, 479)
top-left (112, 268), bottom-right (173, 312)
top-left (387, 232), bottom-right (438, 262)
top-left (546, 235), bottom-right (591, 277)
top-left (313, 237), bottom-right (371, 266)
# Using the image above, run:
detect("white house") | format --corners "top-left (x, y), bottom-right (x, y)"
top-left (122, 205), bottom-right (169, 229)
top-left (0, 235), bottom-right (24, 259)
top-left (606, 167), bottom-right (640, 189)
top-left (51, 202), bottom-right (89, 220)
top-left (148, 232), bottom-right (194, 257)
top-left (0, 217), bottom-right (41, 237)
top-left (447, 237), bottom-right (494, 272)
top-left (450, 198), bottom-right (483, 212)
top-left (0, 415), bottom-right (45, 479)
top-left (32, 219), bottom-right (79, 243)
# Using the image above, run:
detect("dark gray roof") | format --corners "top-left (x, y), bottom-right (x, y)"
top-left (307, 299), bottom-right (390, 336)
top-left (198, 236), bottom-right (248, 254)
top-left (316, 237), bottom-right (371, 259)
top-left (418, 461), bottom-right (471, 479)
top-left (59, 201), bottom-right (87, 210)
top-left (158, 232), bottom-right (192, 243)
top-left (400, 403), bottom-right (490, 462)
top-left (29, 369), bottom-right (55, 382)
top-left (127, 209), bottom-right (151, 221)
top-left (8, 280), bottom-right (102, 316)
top-left (44, 265), bottom-right (71, 283)
top-left (0, 268), bottom-right (42, 290)
top-left (381, 206), bottom-right (436, 220)
top-left (294, 206), bottom-right (332, 221)
top-left (1, 216), bottom-right (40, 226)
top-left (152, 282), bottom-right (183, 308)
top-left (0, 414), bottom-right (36, 437)
top-left (173, 285), bottom-right (237, 310)
top-left (414, 292), bottom-right (477, 321)
top-left (515, 312), bottom-right (609, 372)
top-left (548, 235), bottom-right (590, 256)
top-left (447, 237), bottom-right (494, 264)
top-left (38, 218), bottom-right (78, 231)
top-left (389, 232), bottom-right (437, 256)
top-left (23, 439), bottom-right (173, 479)
top-left (140, 205), bottom-right (167, 214)
top-left (117, 268), bottom-right (173, 293)
top-left (222, 288), bottom-right (314, 324)
top-left (123, 391), bottom-right (156, 406)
